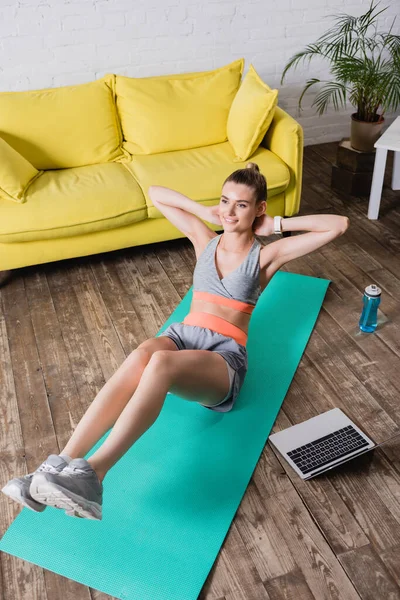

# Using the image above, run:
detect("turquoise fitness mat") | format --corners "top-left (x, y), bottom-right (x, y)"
top-left (0, 271), bottom-right (330, 600)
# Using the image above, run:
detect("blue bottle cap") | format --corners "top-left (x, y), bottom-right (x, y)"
top-left (365, 284), bottom-right (381, 296)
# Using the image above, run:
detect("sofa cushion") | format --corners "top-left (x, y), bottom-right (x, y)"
top-left (228, 65), bottom-right (278, 162)
top-left (0, 163), bottom-right (147, 243)
top-left (0, 75), bottom-right (130, 170)
top-left (116, 59), bottom-right (244, 155)
top-left (126, 141), bottom-right (290, 218)
top-left (0, 136), bottom-right (43, 204)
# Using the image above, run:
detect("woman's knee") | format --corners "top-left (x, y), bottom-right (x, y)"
top-left (133, 338), bottom-right (168, 367)
top-left (124, 347), bottom-right (152, 370)
top-left (145, 350), bottom-right (176, 379)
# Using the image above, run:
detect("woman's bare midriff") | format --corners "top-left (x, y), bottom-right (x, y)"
top-left (186, 269), bottom-right (270, 335)
top-left (186, 236), bottom-right (272, 335)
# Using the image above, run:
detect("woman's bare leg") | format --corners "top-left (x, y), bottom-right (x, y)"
top-left (60, 337), bottom-right (178, 460)
top-left (86, 349), bottom-right (230, 482)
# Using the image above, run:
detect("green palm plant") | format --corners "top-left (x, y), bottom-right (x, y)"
top-left (281, 0), bottom-right (400, 125)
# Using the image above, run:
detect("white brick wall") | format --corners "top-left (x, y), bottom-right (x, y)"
top-left (0, 0), bottom-right (399, 145)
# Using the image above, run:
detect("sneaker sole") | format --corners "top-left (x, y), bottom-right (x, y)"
top-left (30, 474), bottom-right (102, 521)
top-left (1, 483), bottom-right (46, 513)
top-left (2, 482), bottom-right (75, 516)
top-left (65, 509), bottom-right (85, 518)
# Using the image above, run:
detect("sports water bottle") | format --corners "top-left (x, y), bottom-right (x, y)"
top-left (359, 284), bottom-right (381, 333)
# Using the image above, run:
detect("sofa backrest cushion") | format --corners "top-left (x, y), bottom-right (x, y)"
top-left (0, 136), bottom-right (43, 203)
top-left (115, 59), bottom-right (244, 155)
top-left (0, 75), bottom-right (130, 170)
top-left (228, 64), bottom-right (278, 162)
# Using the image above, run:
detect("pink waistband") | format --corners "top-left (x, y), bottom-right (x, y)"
top-left (182, 312), bottom-right (248, 346)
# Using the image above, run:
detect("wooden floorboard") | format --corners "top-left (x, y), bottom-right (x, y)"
top-left (1, 140), bottom-right (400, 599)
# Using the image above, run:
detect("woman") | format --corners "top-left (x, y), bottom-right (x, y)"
top-left (2, 163), bottom-right (349, 520)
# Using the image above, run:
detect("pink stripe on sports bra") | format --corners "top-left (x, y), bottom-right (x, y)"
top-left (192, 290), bottom-right (255, 314)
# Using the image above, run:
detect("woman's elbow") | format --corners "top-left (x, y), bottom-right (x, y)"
top-left (339, 216), bottom-right (350, 234)
top-left (148, 186), bottom-right (162, 203)
top-left (148, 185), bottom-right (157, 197)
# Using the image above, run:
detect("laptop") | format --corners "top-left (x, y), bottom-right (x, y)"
top-left (268, 407), bottom-right (396, 480)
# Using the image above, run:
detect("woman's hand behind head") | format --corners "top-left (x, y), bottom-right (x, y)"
top-left (253, 214), bottom-right (274, 236)
top-left (207, 204), bottom-right (223, 226)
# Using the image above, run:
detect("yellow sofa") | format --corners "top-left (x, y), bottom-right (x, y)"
top-left (0, 59), bottom-right (303, 274)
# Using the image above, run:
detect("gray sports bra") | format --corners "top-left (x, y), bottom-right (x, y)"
top-left (192, 234), bottom-right (262, 305)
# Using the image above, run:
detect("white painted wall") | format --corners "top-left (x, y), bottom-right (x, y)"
top-left (1, 0), bottom-right (399, 145)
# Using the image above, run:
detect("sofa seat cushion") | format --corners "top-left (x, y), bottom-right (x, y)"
top-left (0, 163), bottom-right (147, 243)
top-left (126, 141), bottom-right (290, 218)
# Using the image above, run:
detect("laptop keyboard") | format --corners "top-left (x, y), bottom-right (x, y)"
top-left (287, 425), bottom-right (370, 475)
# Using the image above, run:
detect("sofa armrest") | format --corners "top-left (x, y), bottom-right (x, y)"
top-left (261, 105), bottom-right (303, 217)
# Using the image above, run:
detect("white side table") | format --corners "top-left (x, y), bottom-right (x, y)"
top-left (368, 115), bottom-right (400, 219)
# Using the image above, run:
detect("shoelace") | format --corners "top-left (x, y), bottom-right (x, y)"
top-left (60, 464), bottom-right (89, 477)
top-left (60, 464), bottom-right (102, 488)
top-left (37, 463), bottom-right (58, 473)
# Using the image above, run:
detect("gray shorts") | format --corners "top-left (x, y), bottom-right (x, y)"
top-left (160, 321), bottom-right (248, 412)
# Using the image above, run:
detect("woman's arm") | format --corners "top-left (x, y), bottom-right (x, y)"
top-left (254, 213), bottom-right (348, 236)
top-left (259, 214), bottom-right (350, 270)
top-left (149, 186), bottom-right (210, 220)
top-left (280, 214), bottom-right (349, 233)
top-left (148, 186), bottom-right (220, 242)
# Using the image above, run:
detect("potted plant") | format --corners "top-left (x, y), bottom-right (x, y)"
top-left (280, 0), bottom-right (400, 152)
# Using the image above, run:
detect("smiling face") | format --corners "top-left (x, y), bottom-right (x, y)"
top-left (220, 181), bottom-right (265, 230)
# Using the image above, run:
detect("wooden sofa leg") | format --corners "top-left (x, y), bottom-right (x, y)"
top-left (0, 270), bottom-right (13, 287)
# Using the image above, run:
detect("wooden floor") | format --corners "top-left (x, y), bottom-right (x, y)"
top-left (1, 142), bottom-right (400, 600)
